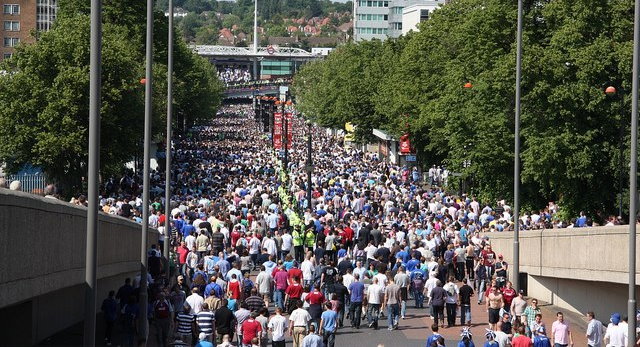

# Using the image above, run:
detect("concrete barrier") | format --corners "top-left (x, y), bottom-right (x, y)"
top-left (0, 189), bottom-right (158, 345)
top-left (486, 226), bottom-right (640, 321)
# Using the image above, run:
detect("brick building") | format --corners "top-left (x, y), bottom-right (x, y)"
top-left (0, 0), bottom-right (56, 61)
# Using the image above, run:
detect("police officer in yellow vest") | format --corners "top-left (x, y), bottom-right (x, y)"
top-left (304, 228), bottom-right (316, 253)
top-left (292, 227), bottom-right (304, 262)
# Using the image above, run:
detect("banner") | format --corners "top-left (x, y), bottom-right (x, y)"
top-left (285, 112), bottom-right (293, 149)
top-left (273, 112), bottom-right (283, 150)
top-left (344, 122), bottom-right (355, 142)
top-left (400, 134), bottom-right (413, 154)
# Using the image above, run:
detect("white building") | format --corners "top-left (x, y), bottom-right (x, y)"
top-left (402, 2), bottom-right (441, 34)
top-left (354, 0), bottom-right (445, 41)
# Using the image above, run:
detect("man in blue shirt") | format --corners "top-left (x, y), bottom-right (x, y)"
top-left (348, 274), bottom-right (365, 329)
top-left (426, 324), bottom-right (444, 347)
top-left (204, 276), bottom-right (223, 298)
top-left (532, 326), bottom-right (551, 347)
top-left (319, 302), bottom-right (338, 347)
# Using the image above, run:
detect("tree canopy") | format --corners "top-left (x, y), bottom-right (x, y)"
top-left (292, 0), bottom-right (635, 220)
top-left (0, 0), bottom-right (223, 195)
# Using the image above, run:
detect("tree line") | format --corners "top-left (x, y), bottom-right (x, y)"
top-left (0, 0), bottom-right (223, 195)
top-left (292, 0), bottom-right (635, 220)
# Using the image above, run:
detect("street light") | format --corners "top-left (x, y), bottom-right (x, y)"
top-left (628, 0), bottom-right (639, 343)
top-left (605, 85), bottom-right (624, 220)
top-left (513, 0), bottom-right (523, 293)
top-left (305, 120), bottom-right (313, 210)
top-left (83, 0), bottom-right (101, 341)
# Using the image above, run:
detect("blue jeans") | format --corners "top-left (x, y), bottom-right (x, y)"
top-left (460, 304), bottom-right (471, 325)
top-left (367, 303), bottom-right (380, 327)
top-left (414, 291), bottom-right (424, 308)
top-left (274, 289), bottom-right (285, 310)
top-left (387, 303), bottom-right (400, 329)
top-left (322, 330), bottom-right (336, 347)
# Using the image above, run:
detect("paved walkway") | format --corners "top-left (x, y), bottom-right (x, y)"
top-left (41, 286), bottom-right (590, 347)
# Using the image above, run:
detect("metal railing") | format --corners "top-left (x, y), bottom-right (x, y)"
top-left (3, 173), bottom-right (48, 193)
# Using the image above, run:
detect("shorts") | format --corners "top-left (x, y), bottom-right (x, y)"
top-left (488, 308), bottom-right (500, 324)
top-left (400, 287), bottom-right (408, 301)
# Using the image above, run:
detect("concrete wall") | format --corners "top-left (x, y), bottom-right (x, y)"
top-left (487, 227), bottom-right (640, 319)
top-left (0, 189), bottom-right (158, 345)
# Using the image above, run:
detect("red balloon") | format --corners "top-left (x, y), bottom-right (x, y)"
top-left (140, 78), bottom-right (147, 85)
top-left (605, 86), bottom-right (616, 95)
top-left (463, 82), bottom-right (473, 89)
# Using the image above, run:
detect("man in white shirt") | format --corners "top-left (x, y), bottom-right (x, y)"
top-left (262, 233), bottom-right (278, 257)
top-left (185, 287), bottom-right (204, 314)
top-left (281, 231), bottom-right (293, 261)
top-left (366, 277), bottom-right (384, 329)
top-left (604, 313), bottom-right (626, 347)
top-left (301, 254), bottom-right (315, 287)
top-left (289, 301), bottom-right (312, 347)
top-left (268, 307), bottom-right (288, 347)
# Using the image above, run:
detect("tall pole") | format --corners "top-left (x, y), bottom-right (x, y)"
top-left (83, 0), bottom-right (101, 342)
top-left (306, 122), bottom-right (313, 210)
top-left (513, 0), bottom-right (523, 293)
top-left (164, 0), bottom-right (174, 261)
top-left (628, 0), bottom-right (639, 343)
top-left (253, 0), bottom-right (258, 80)
top-left (139, 0), bottom-right (153, 340)
top-left (620, 94), bottom-right (624, 220)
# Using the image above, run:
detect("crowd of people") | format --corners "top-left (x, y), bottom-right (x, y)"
top-left (5, 102), bottom-right (638, 347)
top-left (218, 67), bottom-right (252, 85)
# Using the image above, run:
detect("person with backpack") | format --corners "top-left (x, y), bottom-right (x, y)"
top-left (412, 272), bottom-right (425, 308)
top-left (152, 292), bottom-right (174, 347)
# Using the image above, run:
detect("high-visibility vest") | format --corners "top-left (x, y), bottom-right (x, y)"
top-left (305, 230), bottom-right (316, 247)
top-left (292, 230), bottom-right (303, 246)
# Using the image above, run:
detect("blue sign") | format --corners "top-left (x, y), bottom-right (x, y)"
top-left (405, 155), bottom-right (417, 162)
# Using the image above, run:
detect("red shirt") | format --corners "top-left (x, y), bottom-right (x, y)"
top-left (177, 246), bottom-right (189, 264)
top-left (241, 318), bottom-right (262, 344)
top-left (305, 290), bottom-right (325, 305)
top-left (228, 280), bottom-right (241, 299)
top-left (343, 227), bottom-right (354, 241)
top-left (511, 335), bottom-right (532, 347)
top-left (285, 283), bottom-right (303, 298)
top-left (481, 250), bottom-right (496, 266)
top-left (502, 287), bottom-right (516, 307)
top-left (288, 268), bottom-right (303, 283)
top-left (231, 231), bottom-right (241, 247)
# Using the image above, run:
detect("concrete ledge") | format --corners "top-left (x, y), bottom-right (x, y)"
top-left (0, 189), bottom-right (158, 309)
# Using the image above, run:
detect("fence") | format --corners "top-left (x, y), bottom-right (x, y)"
top-left (2, 173), bottom-right (48, 194)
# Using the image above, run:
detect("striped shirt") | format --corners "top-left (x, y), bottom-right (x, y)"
top-left (176, 313), bottom-right (195, 334)
top-left (196, 310), bottom-right (215, 334)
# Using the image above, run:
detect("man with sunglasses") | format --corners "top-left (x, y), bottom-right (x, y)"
top-left (524, 298), bottom-right (542, 337)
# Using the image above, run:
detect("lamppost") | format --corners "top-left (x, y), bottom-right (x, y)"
top-left (305, 120), bottom-right (313, 210)
top-left (164, 0), bottom-right (174, 261)
top-left (628, 0), bottom-right (639, 343)
top-left (513, 0), bottom-right (524, 293)
top-left (83, 0), bottom-right (101, 340)
top-left (606, 85), bottom-right (624, 220)
top-left (139, 0), bottom-right (154, 338)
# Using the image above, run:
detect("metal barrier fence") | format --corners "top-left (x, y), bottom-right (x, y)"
top-left (3, 173), bottom-right (48, 193)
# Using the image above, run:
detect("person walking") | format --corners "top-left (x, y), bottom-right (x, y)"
top-left (459, 327), bottom-right (476, 347)
top-left (268, 307), bottom-right (288, 347)
top-left (459, 278), bottom-right (474, 327)
top-left (301, 325), bottom-right (323, 347)
top-left (585, 311), bottom-right (604, 347)
top-left (101, 290), bottom-right (118, 346)
top-left (152, 292), bottom-right (174, 346)
top-left (383, 275), bottom-right (402, 331)
top-left (534, 327), bottom-right (552, 347)
top-left (348, 273), bottom-right (365, 329)
top-left (366, 277), bottom-right (384, 330)
top-left (289, 300), bottom-right (312, 347)
top-left (319, 302), bottom-right (338, 347)
top-left (196, 303), bottom-right (215, 344)
top-left (430, 280), bottom-right (447, 328)
top-left (551, 312), bottom-right (573, 347)
top-left (444, 276), bottom-right (459, 328)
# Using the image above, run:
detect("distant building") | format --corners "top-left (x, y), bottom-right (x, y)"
top-left (311, 47), bottom-right (333, 56)
top-left (402, 2), bottom-right (440, 34)
top-left (1, 0), bottom-right (57, 61)
top-left (354, 0), bottom-right (444, 41)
